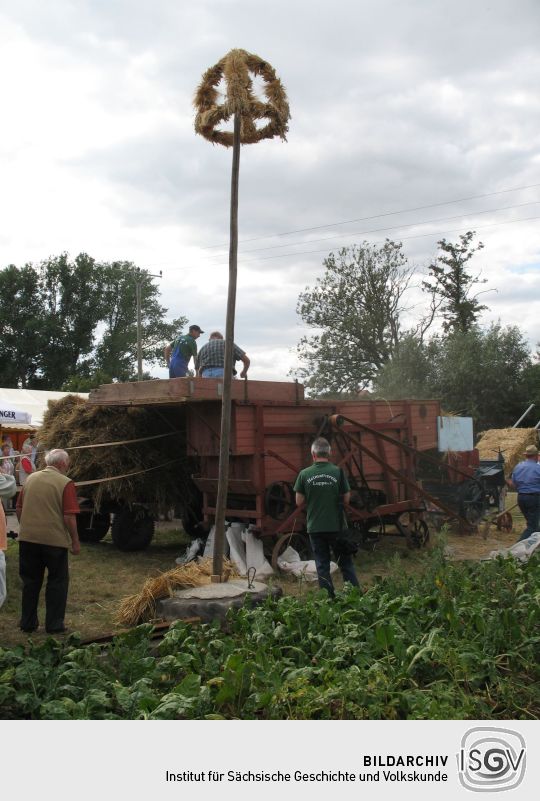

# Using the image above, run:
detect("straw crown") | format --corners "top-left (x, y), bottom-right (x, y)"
top-left (194, 48), bottom-right (290, 147)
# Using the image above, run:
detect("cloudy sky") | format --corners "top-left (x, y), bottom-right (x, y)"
top-left (1, 0), bottom-right (539, 382)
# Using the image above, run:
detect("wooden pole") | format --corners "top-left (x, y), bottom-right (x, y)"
top-left (136, 269), bottom-right (143, 381)
top-left (212, 111), bottom-right (241, 582)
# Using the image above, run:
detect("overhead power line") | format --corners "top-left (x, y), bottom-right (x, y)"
top-left (212, 199), bottom-right (539, 258)
top-left (215, 213), bottom-right (540, 266)
top-left (201, 182), bottom-right (540, 250)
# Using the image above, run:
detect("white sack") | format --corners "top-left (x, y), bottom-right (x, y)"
top-left (226, 524), bottom-right (247, 575)
top-left (245, 527), bottom-right (273, 577)
top-left (486, 531), bottom-right (540, 562)
top-left (277, 546), bottom-right (338, 582)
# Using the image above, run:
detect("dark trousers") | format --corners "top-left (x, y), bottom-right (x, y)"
top-left (19, 541), bottom-right (69, 632)
top-left (517, 493), bottom-right (540, 542)
top-left (309, 531), bottom-right (360, 597)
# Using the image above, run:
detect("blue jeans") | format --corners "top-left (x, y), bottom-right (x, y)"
top-left (516, 493), bottom-right (540, 542)
top-left (309, 531), bottom-right (360, 597)
top-left (201, 367), bottom-right (224, 378)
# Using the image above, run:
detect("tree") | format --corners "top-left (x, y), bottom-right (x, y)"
top-left (295, 240), bottom-right (419, 394)
top-left (372, 334), bottom-right (437, 399)
top-left (0, 255), bottom-right (185, 388)
top-left (37, 253), bottom-right (106, 388)
top-left (0, 264), bottom-right (45, 387)
top-left (422, 231), bottom-right (488, 333)
top-left (89, 262), bottom-right (186, 382)
top-left (433, 325), bottom-right (531, 429)
top-left (374, 324), bottom-right (532, 430)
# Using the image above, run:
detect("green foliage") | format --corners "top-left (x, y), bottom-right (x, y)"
top-left (0, 255), bottom-right (186, 388)
top-left (1, 553), bottom-right (538, 719)
top-left (0, 264), bottom-right (45, 387)
top-left (295, 241), bottom-right (415, 394)
top-left (89, 261), bottom-right (185, 382)
top-left (422, 231), bottom-right (487, 334)
top-left (372, 334), bottom-right (437, 400)
top-left (374, 324), bottom-right (533, 429)
top-left (38, 253), bottom-right (105, 388)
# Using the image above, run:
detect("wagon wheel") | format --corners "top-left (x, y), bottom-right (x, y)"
top-left (265, 481), bottom-right (295, 520)
top-left (351, 519), bottom-right (384, 550)
top-left (76, 510), bottom-right (111, 543)
top-left (409, 518), bottom-right (430, 549)
top-left (496, 511), bottom-right (513, 533)
top-left (459, 479), bottom-right (486, 524)
top-left (271, 531), bottom-right (312, 572)
top-left (397, 513), bottom-right (429, 549)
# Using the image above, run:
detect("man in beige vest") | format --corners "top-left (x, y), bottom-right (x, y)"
top-left (16, 449), bottom-right (80, 633)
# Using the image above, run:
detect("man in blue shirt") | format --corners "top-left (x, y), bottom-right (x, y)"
top-left (164, 324), bottom-right (204, 378)
top-left (508, 445), bottom-right (540, 542)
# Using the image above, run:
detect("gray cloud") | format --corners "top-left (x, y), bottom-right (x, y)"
top-left (1, 0), bottom-right (539, 380)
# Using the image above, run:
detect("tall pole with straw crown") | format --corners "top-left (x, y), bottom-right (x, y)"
top-left (194, 50), bottom-right (290, 581)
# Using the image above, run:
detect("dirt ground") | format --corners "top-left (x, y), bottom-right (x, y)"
top-left (0, 495), bottom-right (526, 649)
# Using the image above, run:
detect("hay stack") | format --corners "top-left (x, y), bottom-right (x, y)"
top-left (38, 394), bottom-right (198, 512)
top-left (476, 428), bottom-right (538, 475)
top-left (114, 558), bottom-right (240, 625)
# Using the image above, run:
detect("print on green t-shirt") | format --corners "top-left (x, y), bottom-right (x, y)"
top-left (172, 334), bottom-right (197, 361)
top-left (293, 461), bottom-right (350, 533)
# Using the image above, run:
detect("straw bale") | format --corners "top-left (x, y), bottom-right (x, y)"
top-left (114, 558), bottom-right (240, 626)
top-left (476, 428), bottom-right (538, 475)
top-left (38, 394), bottom-right (198, 512)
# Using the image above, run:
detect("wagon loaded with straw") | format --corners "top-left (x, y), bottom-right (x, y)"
top-left (37, 378), bottom-right (500, 560)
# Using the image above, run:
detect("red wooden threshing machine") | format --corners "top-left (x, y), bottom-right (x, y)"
top-left (85, 377), bottom-right (493, 562)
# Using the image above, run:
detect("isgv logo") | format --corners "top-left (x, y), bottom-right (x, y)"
top-left (457, 727), bottom-right (526, 792)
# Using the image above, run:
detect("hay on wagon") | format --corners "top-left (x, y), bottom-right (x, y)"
top-left (37, 394), bottom-right (198, 513)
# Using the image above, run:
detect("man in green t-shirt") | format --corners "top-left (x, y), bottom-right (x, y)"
top-left (164, 324), bottom-right (204, 378)
top-left (294, 436), bottom-right (360, 596)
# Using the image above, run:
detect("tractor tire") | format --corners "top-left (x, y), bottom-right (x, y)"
top-left (77, 511), bottom-right (111, 543)
top-left (111, 508), bottom-right (155, 551)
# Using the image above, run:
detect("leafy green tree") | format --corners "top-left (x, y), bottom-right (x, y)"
top-left (295, 241), bottom-right (419, 394)
top-left (422, 231), bottom-right (488, 333)
top-left (90, 262), bottom-right (186, 381)
top-left (373, 334), bottom-right (437, 399)
top-left (0, 255), bottom-right (185, 388)
top-left (36, 253), bottom-right (105, 388)
top-left (432, 325), bottom-right (531, 429)
top-left (0, 264), bottom-right (45, 387)
top-left (374, 324), bottom-right (532, 430)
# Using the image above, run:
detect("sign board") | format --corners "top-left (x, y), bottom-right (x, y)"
top-left (437, 416), bottom-right (474, 452)
top-left (0, 407), bottom-right (32, 425)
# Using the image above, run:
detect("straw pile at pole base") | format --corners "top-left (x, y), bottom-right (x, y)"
top-left (476, 428), bottom-right (539, 475)
top-left (114, 558), bottom-right (240, 626)
top-left (37, 394), bottom-right (198, 513)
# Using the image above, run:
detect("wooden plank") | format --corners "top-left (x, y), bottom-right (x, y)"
top-left (89, 377), bottom-right (304, 406)
top-left (193, 476), bottom-right (258, 494)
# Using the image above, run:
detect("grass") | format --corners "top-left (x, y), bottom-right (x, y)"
top-left (0, 496), bottom-right (525, 648)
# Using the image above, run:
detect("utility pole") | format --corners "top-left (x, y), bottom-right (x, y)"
top-left (134, 267), bottom-right (162, 381)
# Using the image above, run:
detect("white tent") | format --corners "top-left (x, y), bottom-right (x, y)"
top-left (0, 388), bottom-right (88, 429)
